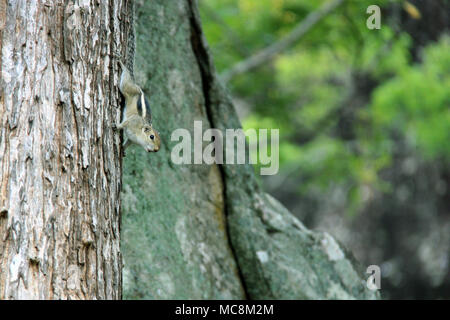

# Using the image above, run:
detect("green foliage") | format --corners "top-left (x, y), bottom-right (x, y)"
top-left (371, 36), bottom-right (450, 160)
top-left (200, 0), bottom-right (450, 216)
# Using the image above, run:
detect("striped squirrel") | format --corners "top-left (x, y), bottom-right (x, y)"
top-left (113, 1), bottom-right (160, 153)
top-left (114, 60), bottom-right (161, 153)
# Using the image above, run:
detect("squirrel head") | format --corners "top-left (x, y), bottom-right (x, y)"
top-left (138, 124), bottom-right (161, 152)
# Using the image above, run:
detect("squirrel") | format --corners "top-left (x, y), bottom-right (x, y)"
top-left (113, 0), bottom-right (160, 153)
top-left (114, 60), bottom-right (161, 153)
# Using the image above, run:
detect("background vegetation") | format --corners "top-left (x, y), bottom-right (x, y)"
top-left (199, 0), bottom-right (449, 299)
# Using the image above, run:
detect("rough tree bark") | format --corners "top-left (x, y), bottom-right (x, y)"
top-left (122, 0), bottom-right (378, 300)
top-left (0, 0), bottom-right (129, 299)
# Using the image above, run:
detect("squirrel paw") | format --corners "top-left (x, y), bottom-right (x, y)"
top-left (112, 51), bottom-right (122, 60)
top-left (112, 123), bottom-right (118, 131)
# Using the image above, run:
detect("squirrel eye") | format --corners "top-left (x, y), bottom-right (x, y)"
top-left (150, 135), bottom-right (154, 140)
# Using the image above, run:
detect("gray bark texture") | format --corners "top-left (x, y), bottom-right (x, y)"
top-left (0, 0), bottom-right (128, 299)
top-left (122, 0), bottom-right (379, 300)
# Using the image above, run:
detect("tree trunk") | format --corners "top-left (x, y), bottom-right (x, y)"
top-left (122, 0), bottom-right (378, 300)
top-left (0, 0), bottom-right (127, 299)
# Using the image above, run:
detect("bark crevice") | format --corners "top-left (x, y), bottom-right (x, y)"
top-left (183, 0), bottom-right (379, 300)
top-left (187, 0), bottom-right (249, 299)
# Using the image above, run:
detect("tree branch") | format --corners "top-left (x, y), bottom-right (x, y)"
top-left (220, 0), bottom-right (345, 83)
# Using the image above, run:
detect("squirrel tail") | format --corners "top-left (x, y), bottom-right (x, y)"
top-left (125, 0), bottom-right (136, 77)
